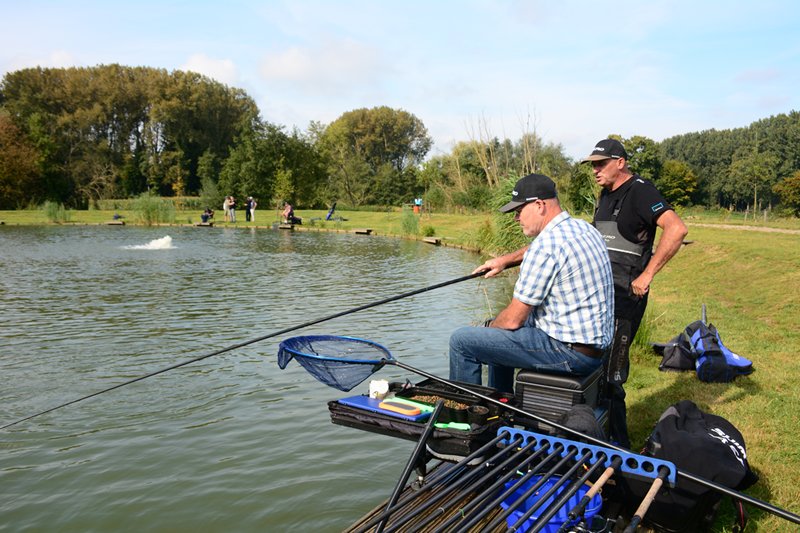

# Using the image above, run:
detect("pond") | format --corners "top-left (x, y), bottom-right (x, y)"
top-left (0, 225), bottom-right (511, 532)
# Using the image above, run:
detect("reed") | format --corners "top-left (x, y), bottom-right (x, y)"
top-left (132, 193), bottom-right (176, 225)
top-left (42, 201), bottom-right (71, 223)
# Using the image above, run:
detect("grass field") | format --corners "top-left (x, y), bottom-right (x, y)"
top-left (2, 206), bottom-right (799, 530)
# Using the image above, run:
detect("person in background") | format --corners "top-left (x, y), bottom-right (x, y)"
top-left (282, 202), bottom-right (294, 223)
top-left (223, 196), bottom-right (231, 222)
top-left (582, 138), bottom-right (688, 448)
top-left (200, 207), bottom-right (214, 223)
top-left (229, 196), bottom-right (237, 223)
top-left (448, 173), bottom-right (615, 394)
top-left (244, 197), bottom-right (252, 222)
top-left (248, 196), bottom-right (257, 222)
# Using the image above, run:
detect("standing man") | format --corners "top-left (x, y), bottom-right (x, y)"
top-left (449, 173), bottom-right (614, 394)
top-left (582, 138), bottom-right (688, 448)
top-left (249, 196), bottom-right (257, 222)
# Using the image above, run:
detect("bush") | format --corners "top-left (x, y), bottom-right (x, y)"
top-left (42, 201), bottom-right (70, 223)
top-left (133, 193), bottom-right (176, 225)
top-left (400, 206), bottom-right (419, 236)
top-left (421, 225), bottom-right (436, 237)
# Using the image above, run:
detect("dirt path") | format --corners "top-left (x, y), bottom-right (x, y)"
top-left (687, 222), bottom-right (800, 235)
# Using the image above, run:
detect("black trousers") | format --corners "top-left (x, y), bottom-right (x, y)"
top-left (605, 293), bottom-right (648, 449)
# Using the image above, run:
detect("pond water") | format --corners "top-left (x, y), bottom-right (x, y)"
top-left (0, 225), bottom-right (511, 532)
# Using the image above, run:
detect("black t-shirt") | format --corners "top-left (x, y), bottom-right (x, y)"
top-left (593, 175), bottom-right (672, 248)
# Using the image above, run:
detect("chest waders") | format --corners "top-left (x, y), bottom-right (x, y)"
top-left (595, 185), bottom-right (650, 385)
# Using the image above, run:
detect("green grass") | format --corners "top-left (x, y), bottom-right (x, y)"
top-left (0, 207), bottom-right (492, 248)
top-left (626, 226), bottom-right (800, 531)
top-left (1, 205), bottom-right (799, 529)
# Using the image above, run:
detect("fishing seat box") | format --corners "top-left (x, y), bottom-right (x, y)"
top-left (327, 379), bottom-right (513, 459)
top-left (514, 367), bottom-right (606, 434)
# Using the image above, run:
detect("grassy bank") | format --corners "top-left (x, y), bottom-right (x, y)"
top-left (627, 226), bottom-right (800, 531)
top-left (2, 206), bottom-right (799, 529)
top-left (0, 207), bottom-right (494, 249)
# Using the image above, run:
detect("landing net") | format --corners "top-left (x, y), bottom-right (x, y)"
top-left (277, 335), bottom-right (393, 391)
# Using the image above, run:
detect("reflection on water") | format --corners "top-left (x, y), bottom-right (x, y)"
top-left (0, 226), bottom-right (511, 532)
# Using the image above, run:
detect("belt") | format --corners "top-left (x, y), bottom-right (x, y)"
top-left (566, 343), bottom-right (603, 358)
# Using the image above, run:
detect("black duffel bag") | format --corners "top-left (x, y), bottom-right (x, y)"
top-left (619, 400), bottom-right (758, 532)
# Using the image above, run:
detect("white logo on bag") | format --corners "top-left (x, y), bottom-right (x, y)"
top-left (708, 427), bottom-right (747, 467)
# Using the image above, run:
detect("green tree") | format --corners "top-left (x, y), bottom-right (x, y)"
top-left (318, 106), bottom-right (432, 206)
top-left (656, 160), bottom-right (697, 207)
top-left (623, 135), bottom-right (661, 182)
top-left (773, 171), bottom-right (800, 215)
top-left (723, 149), bottom-right (778, 209)
top-left (0, 65), bottom-right (258, 205)
top-left (0, 112), bottom-right (42, 208)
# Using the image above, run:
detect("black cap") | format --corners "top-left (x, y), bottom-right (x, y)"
top-left (499, 173), bottom-right (558, 213)
top-left (581, 138), bottom-right (628, 162)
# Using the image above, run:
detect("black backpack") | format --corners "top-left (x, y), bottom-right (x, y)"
top-left (619, 400), bottom-right (758, 532)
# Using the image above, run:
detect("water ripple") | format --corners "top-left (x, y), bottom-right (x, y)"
top-left (0, 226), bottom-right (509, 532)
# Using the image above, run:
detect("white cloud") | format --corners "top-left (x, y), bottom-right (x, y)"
top-left (181, 54), bottom-right (239, 86)
top-left (259, 38), bottom-right (385, 95)
top-left (4, 50), bottom-right (79, 74)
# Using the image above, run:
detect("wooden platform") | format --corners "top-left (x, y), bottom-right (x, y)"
top-left (422, 237), bottom-right (441, 245)
top-left (195, 222), bottom-right (214, 227)
top-left (106, 220), bottom-right (125, 225)
top-left (354, 228), bottom-right (373, 235)
top-left (278, 223), bottom-right (295, 230)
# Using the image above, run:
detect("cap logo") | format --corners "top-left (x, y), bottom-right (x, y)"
top-left (512, 190), bottom-right (519, 197)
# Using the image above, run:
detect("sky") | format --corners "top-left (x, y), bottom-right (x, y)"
top-left (2, 0), bottom-right (800, 160)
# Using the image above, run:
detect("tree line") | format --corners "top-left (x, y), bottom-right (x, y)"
top-left (2, 65), bottom-right (799, 215)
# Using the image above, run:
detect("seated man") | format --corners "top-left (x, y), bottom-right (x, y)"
top-left (282, 202), bottom-right (294, 223)
top-left (449, 173), bottom-right (615, 393)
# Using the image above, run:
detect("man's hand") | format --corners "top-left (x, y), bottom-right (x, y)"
top-left (630, 271), bottom-right (654, 298)
top-left (473, 246), bottom-right (527, 278)
top-left (473, 257), bottom-right (507, 278)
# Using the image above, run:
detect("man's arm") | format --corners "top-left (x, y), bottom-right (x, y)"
top-left (488, 298), bottom-right (532, 330)
top-left (631, 210), bottom-right (688, 297)
top-left (473, 246), bottom-right (528, 278)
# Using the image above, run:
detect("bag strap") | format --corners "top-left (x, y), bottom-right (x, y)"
top-left (731, 497), bottom-right (749, 532)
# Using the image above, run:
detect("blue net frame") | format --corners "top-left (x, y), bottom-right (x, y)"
top-left (277, 335), bottom-right (394, 391)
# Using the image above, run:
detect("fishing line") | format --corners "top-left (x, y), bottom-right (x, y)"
top-left (1, 270), bottom-right (487, 430)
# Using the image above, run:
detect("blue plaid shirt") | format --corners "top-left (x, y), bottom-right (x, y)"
top-left (514, 211), bottom-right (614, 348)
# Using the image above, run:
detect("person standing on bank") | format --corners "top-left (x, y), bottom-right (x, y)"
top-left (248, 196), bottom-right (257, 222)
top-left (449, 173), bottom-right (615, 394)
top-left (582, 138), bottom-right (688, 448)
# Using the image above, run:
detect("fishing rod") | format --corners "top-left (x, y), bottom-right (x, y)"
top-left (279, 332), bottom-right (800, 526)
top-left (1, 271), bottom-right (487, 431)
top-left (384, 360), bottom-right (800, 525)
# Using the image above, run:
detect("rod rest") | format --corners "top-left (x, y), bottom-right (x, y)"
top-left (498, 426), bottom-right (677, 487)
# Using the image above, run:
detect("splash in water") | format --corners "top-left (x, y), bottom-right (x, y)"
top-left (122, 236), bottom-right (175, 250)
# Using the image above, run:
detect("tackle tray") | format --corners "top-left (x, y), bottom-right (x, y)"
top-left (327, 379), bottom-right (513, 458)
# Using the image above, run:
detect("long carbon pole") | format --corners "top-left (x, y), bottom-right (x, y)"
top-left (388, 360), bottom-right (800, 525)
top-left (2, 271), bottom-right (486, 430)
